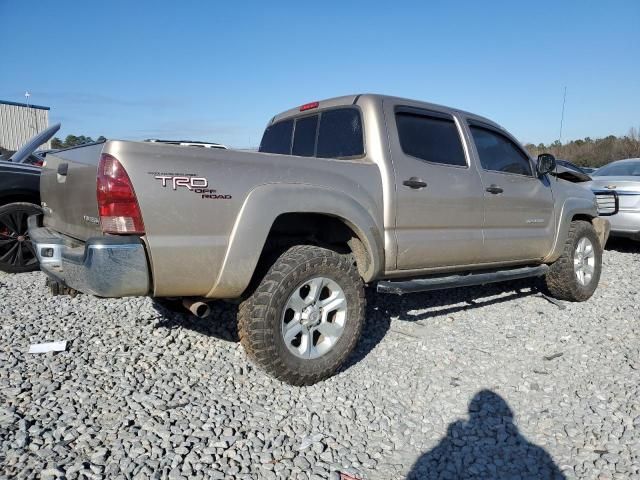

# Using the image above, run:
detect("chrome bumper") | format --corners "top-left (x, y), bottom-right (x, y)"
top-left (28, 215), bottom-right (150, 297)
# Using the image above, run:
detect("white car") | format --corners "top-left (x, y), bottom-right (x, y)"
top-left (590, 158), bottom-right (640, 240)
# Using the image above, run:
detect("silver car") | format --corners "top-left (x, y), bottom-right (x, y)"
top-left (590, 158), bottom-right (640, 240)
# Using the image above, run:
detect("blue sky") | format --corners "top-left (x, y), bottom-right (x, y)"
top-left (1, 0), bottom-right (638, 148)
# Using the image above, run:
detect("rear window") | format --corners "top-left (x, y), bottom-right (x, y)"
top-left (317, 109), bottom-right (364, 158)
top-left (259, 107), bottom-right (364, 159)
top-left (259, 119), bottom-right (293, 154)
top-left (292, 115), bottom-right (318, 157)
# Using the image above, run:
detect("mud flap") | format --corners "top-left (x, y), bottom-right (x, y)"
top-left (592, 217), bottom-right (611, 247)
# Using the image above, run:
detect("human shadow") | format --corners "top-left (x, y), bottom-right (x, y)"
top-left (406, 390), bottom-right (566, 480)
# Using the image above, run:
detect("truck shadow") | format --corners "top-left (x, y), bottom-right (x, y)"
top-left (406, 389), bottom-right (566, 479)
top-left (153, 300), bottom-right (240, 343)
top-left (605, 237), bottom-right (640, 253)
top-left (343, 279), bottom-right (540, 371)
top-left (153, 280), bottom-right (540, 373)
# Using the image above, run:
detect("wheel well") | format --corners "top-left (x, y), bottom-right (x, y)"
top-left (0, 193), bottom-right (40, 208)
top-left (572, 214), bottom-right (594, 224)
top-left (257, 213), bottom-right (370, 278)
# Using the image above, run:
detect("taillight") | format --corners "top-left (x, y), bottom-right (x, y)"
top-left (97, 153), bottom-right (145, 234)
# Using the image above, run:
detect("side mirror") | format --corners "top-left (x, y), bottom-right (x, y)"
top-left (537, 153), bottom-right (556, 176)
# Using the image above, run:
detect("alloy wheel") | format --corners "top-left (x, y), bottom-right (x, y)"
top-left (281, 276), bottom-right (347, 359)
top-left (0, 209), bottom-right (38, 269)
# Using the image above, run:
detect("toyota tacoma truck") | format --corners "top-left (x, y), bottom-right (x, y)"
top-left (29, 94), bottom-right (610, 385)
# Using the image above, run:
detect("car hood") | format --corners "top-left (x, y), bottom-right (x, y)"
top-left (588, 176), bottom-right (640, 192)
top-left (9, 123), bottom-right (60, 164)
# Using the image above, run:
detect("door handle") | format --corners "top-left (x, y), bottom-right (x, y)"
top-left (485, 185), bottom-right (503, 194)
top-left (403, 177), bottom-right (427, 189)
top-left (57, 163), bottom-right (69, 176)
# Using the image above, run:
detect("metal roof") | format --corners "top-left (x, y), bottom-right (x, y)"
top-left (0, 99), bottom-right (50, 111)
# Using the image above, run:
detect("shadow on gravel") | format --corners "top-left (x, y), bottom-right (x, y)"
top-left (605, 237), bottom-right (640, 253)
top-left (406, 390), bottom-right (566, 480)
top-left (152, 299), bottom-right (240, 342)
top-left (343, 279), bottom-right (539, 371)
top-left (151, 280), bottom-right (541, 376)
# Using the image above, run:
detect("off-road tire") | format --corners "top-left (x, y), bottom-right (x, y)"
top-left (238, 245), bottom-right (365, 386)
top-left (0, 202), bottom-right (41, 273)
top-left (544, 220), bottom-right (602, 301)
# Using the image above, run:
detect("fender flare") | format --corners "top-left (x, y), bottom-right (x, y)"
top-left (544, 197), bottom-right (599, 263)
top-left (206, 183), bottom-right (385, 298)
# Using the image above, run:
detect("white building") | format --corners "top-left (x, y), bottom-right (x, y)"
top-left (0, 100), bottom-right (51, 151)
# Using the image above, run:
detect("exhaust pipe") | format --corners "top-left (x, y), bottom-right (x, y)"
top-left (182, 299), bottom-right (211, 318)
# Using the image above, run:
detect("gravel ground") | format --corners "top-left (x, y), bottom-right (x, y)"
top-left (1, 240), bottom-right (640, 480)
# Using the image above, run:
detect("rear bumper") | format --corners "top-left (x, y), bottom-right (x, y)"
top-left (28, 215), bottom-right (150, 297)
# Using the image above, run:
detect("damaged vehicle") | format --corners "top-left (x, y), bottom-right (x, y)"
top-left (0, 124), bottom-right (59, 273)
top-left (29, 95), bottom-right (610, 385)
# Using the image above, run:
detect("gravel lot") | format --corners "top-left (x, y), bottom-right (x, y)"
top-left (1, 240), bottom-right (640, 480)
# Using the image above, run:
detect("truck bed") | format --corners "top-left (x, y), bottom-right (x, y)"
top-left (40, 140), bottom-right (384, 297)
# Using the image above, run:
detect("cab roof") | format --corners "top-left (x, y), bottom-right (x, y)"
top-left (269, 93), bottom-right (504, 132)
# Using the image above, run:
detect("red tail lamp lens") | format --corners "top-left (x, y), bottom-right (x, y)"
top-left (97, 153), bottom-right (145, 234)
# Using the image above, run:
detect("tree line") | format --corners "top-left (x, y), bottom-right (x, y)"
top-left (5, 129), bottom-right (639, 168)
top-left (50, 135), bottom-right (106, 149)
top-left (50, 128), bottom-right (639, 168)
top-left (524, 127), bottom-right (640, 168)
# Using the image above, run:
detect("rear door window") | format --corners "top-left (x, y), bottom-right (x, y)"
top-left (470, 126), bottom-right (533, 176)
top-left (395, 110), bottom-right (466, 167)
top-left (317, 108), bottom-right (364, 158)
top-left (292, 115), bottom-right (318, 157)
top-left (259, 119), bottom-right (293, 154)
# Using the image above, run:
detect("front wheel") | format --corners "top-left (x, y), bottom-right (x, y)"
top-left (238, 245), bottom-right (365, 386)
top-left (544, 220), bottom-right (602, 301)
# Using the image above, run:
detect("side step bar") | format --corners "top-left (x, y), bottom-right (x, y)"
top-left (377, 265), bottom-right (549, 295)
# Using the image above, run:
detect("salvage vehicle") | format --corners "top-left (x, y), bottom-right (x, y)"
top-left (589, 158), bottom-right (640, 240)
top-left (29, 95), bottom-right (610, 385)
top-left (0, 124), bottom-right (59, 273)
top-left (0, 160), bottom-right (41, 272)
top-left (556, 159), bottom-right (591, 177)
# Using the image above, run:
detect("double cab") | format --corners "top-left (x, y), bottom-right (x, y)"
top-left (30, 94), bottom-right (609, 384)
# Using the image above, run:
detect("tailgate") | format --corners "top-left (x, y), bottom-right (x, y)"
top-left (40, 143), bottom-right (104, 241)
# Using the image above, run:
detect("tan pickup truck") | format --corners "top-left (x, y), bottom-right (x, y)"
top-left (30, 94), bottom-right (610, 385)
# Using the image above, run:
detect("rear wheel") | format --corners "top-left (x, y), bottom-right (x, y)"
top-left (238, 245), bottom-right (365, 385)
top-left (0, 202), bottom-right (41, 273)
top-left (544, 220), bottom-right (602, 301)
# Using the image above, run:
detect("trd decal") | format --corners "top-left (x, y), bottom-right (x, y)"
top-left (148, 172), bottom-right (232, 200)
top-left (154, 175), bottom-right (208, 190)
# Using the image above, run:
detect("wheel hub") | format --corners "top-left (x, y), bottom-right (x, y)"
top-left (281, 276), bottom-right (348, 359)
top-left (573, 236), bottom-right (595, 286)
top-left (301, 305), bottom-right (321, 327)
